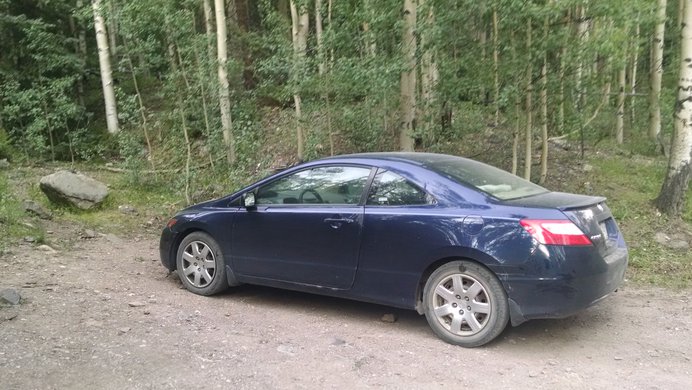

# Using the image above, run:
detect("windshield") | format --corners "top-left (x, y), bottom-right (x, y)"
top-left (425, 156), bottom-right (549, 200)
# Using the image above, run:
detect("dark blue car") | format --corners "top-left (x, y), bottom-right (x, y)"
top-left (160, 152), bottom-right (628, 347)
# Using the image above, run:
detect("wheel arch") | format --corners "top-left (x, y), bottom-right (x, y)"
top-left (414, 248), bottom-right (505, 315)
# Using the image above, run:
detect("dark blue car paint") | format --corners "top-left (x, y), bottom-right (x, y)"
top-left (160, 153), bottom-right (628, 326)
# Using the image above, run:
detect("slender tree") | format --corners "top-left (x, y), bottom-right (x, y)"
top-left (214, 0), bottom-right (235, 164)
top-left (649, 0), bottom-right (667, 144)
top-left (656, 0), bottom-right (692, 216)
top-left (399, 0), bottom-right (417, 151)
top-left (289, 0), bottom-right (309, 160)
top-left (524, 18), bottom-right (533, 181)
top-left (92, 0), bottom-right (119, 134)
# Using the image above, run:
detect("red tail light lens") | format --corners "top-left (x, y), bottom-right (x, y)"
top-left (520, 219), bottom-right (592, 246)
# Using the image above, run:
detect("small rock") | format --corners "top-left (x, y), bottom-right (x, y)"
top-left (118, 205), bottom-right (137, 214)
top-left (614, 356), bottom-right (623, 361)
top-left (582, 164), bottom-right (593, 172)
top-left (81, 229), bottom-right (97, 239)
top-left (654, 232), bottom-right (670, 245)
top-left (22, 200), bottom-right (53, 220)
top-left (128, 301), bottom-right (146, 308)
top-left (667, 240), bottom-right (689, 250)
top-left (276, 344), bottom-right (295, 356)
top-left (143, 310), bottom-right (151, 315)
top-left (528, 371), bottom-right (540, 378)
top-left (0, 158), bottom-right (9, 169)
top-left (0, 289), bottom-right (21, 305)
top-left (548, 359), bottom-right (559, 366)
top-left (37, 245), bottom-right (57, 253)
top-left (331, 338), bottom-right (347, 346)
top-left (23, 236), bottom-right (36, 243)
top-left (118, 327), bottom-right (131, 334)
top-left (381, 313), bottom-right (398, 323)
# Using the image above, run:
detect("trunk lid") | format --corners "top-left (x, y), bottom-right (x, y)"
top-left (505, 191), bottom-right (619, 255)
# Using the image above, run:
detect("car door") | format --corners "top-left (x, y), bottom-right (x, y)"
top-left (230, 165), bottom-right (374, 289)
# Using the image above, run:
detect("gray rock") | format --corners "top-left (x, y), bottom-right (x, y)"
top-left (654, 232), bottom-right (689, 249)
top-left (381, 313), bottom-right (398, 323)
top-left (654, 232), bottom-right (670, 245)
top-left (128, 301), bottom-right (146, 307)
top-left (118, 205), bottom-right (137, 214)
top-left (81, 229), bottom-right (97, 239)
top-left (667, 240), bottom-right (689, 250)
top-left (582, 164), bottom-right (593, 172)
top-left (37, 245), bottom-right (57, 253)
top-left (1, 289), bottom-right (21, 305)
top-left (0, 158), bottom-right (9, 169)
top-left (23, 236), bottom-right (36, 243)
top-left (22, 200), bottom-right (53, 220)
top-left (39, 170), bottom-right (109, 209)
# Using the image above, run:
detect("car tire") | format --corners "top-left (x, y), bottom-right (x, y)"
top-left (423, 260), bottom-right (509, 347)
top-left (176, 232), bottom-right (228, 296)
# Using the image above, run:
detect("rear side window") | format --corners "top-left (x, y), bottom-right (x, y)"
top-left (367, 171), bottom-right (433, 206)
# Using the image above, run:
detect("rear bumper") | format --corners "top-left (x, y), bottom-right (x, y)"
top-left (503, 244), bottom-right (628, 326)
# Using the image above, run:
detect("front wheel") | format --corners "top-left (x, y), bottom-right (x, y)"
top-left (176, 232), bottom-right (228, 296)
top-left (423, 261), bottom-right (509, 347)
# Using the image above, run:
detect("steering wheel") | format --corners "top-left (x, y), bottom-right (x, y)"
top-left (299, 189), bottom-right (323, 204)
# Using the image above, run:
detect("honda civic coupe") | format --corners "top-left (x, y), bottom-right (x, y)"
top-left (160, 152), bottom-right (627, 347)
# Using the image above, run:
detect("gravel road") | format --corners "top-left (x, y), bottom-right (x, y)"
top-left (1, 222), bottom-right (691, 389)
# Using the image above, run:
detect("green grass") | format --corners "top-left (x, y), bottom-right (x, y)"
top-left (586, 150), bottom-right (692, 288)
top-left (0, 171), bottom-right (45, 251)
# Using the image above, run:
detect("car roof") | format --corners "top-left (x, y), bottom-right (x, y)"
top-left (318, 152), bottom-right (464, 167)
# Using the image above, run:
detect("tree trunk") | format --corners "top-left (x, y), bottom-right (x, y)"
top-left (399, 0), bottom-right (417, 152)
top-left (649, 0), bottom-right (667, 143)
top-left (631, 17), bottom-right (640, 124)
top-left (420, 0), bottom-right (438, 142)
top-left (524, 19), bottom-right (533, 181)
top-left (214, 0), bottom-right (235, 164)
top-left (510, 31), bottom-right (519, 176)
top-left (575, 6), bottom-right (589, 111)
top-left (203, 0), bottom-right (215, 60)
top-left (616, 65), bottom-right (626, 144)
top-left (124, 41), bottom-right (154, 169)
top-left (362, 0), bottom-right (376, 57)
top-left (290, 0), bottom-right (309, 160)
top-left (656, 0), bottom-right (692, 216)
top-left (539, 15), bottom-right (549, 185)
top-left (107, 0), bottom-right (117, 59)
top-left (92, 0), bottom-right (119, 134)
top-left (492, 6), bottom-right (500, 127)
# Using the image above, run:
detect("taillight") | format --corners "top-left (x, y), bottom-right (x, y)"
top-left (166, 218), bottom-right (178, 229)
top-left (520, 219), bottom-right (592, 246)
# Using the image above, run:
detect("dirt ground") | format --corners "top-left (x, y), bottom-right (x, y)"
top-left (1, 218), bottom-right (691, 390)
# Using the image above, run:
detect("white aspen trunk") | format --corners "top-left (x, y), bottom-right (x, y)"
top-left (203, 0), bottom-right (215, 60)
top-left (649, 0), bottom-right (667, 142)
top-left (576, 6), bottom-right (589, 110)
top-left (362, 0), bottom-right (376, 57)
top-left (539, 15), bottom-right (549, 185)
top-left (92, 0), bottom-right (119, 135)
top-left (656, 0), bottom-right (692, 216)
top-left (616, 66), bottom-right (626, 144)
top-left (492, 7), bottom-right (500, 127)
top-left (316, 0), bottom-right (325, 76)
top-left (214, 0), bottom-right (235, 164)
top-left (524, 19), bottom-right (533, 181)
top-left (631, 17), bottom-right (640, 124)
top-left (399, 0), bottom-right (417, 152)
top-left (510, 31), bottom-right (519, 176)
top-left (420, 0), bottom-right (438, 141)
top-left (290, 0), bottom-right (309, 160)
top-left (679, 0), bottom-right (685, 30)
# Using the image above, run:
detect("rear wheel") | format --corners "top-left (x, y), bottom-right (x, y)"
top-left (176, 232), bottom-right (228, 296)
top-left (423, 261), bottom-right (509, 347)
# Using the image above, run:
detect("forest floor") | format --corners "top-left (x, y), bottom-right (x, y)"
top-left (1, 216), bottom-right (691, 389)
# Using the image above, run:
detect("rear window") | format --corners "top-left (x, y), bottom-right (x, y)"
top-left (426, 157), bottom-right (548, 200)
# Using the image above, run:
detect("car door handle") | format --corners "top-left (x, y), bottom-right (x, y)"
top-left (324, 217), bottom-right (354, 225)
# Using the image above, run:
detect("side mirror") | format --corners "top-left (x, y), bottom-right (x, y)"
top-left (243, 192), bottom-right (256, 208)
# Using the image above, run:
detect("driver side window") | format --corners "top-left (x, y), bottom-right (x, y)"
top-left (256, 166), bottom-right (371, 205)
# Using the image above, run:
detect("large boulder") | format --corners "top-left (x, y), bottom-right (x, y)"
top-left (39, 170), bottom-right (109, 209)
